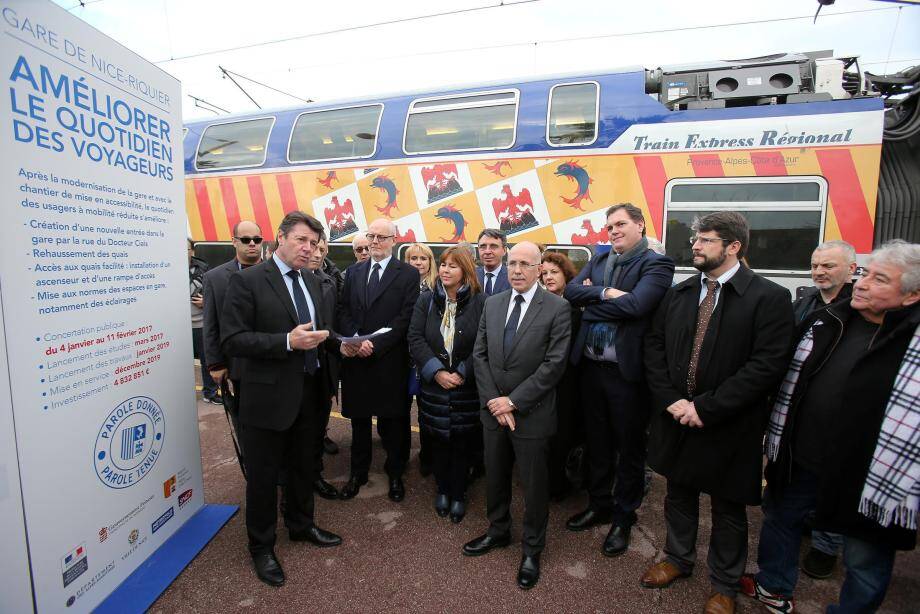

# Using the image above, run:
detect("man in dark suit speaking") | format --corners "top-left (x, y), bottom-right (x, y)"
top-left (463, 241), bottom-right (571, 590)
top-left (221, 211), bottom-right (343, 587)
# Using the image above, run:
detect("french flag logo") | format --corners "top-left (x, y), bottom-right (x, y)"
top-left (62, 543), bottom-right (85, 571)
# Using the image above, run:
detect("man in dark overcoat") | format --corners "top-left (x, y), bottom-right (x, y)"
top-left (337, 218), bottom-right (420, 502)
top-left (640, 211), bottom-right (793, 614)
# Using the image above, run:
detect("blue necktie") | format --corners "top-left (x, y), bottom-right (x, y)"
top-left (286, 270), bottom-right (317, 375)
top-left (503, 294), bottom-right (524, 356)
top-left (485, 272), bottom-right (494, 295)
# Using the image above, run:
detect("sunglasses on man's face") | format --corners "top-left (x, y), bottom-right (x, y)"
top-left (235, 236), bottom-right (263, 245)
top-left (354, 246), bottom-right (369, 253)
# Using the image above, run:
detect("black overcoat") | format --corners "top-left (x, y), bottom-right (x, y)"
top-left (337, 258), bottom-right (420, 419)
top-left (644, 265), bottom-right (794, 504)
top-left (407, 283), bottom-right (485, 440)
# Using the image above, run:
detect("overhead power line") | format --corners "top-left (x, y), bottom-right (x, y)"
top-left (219, 67), bottom-right (313, 103)
top-left (154, 0), bottom-right (541, 64)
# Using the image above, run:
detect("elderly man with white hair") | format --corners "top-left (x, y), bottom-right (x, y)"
top-left (742, 240), bottom-right (920, 614)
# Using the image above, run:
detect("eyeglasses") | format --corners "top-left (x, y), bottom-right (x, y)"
top-left (507, 261), bottom-right (539, 270)
top-left (366, 233), bottom-right (394, 243)
top-left (689, 235), bottom-right (730, 247)
top-left (235, 236), bottom-right (263, 245)
top-left (353, 246), bottom-right (369, 253)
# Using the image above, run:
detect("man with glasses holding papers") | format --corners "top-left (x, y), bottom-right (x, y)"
top-left (337, 218), bottom-right (420, 502)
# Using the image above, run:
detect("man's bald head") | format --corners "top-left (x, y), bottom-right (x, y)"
top-left (232, 219), bottom-right (263, 265)
top-left (507, 242), bottom-right (542, 293)
top-left (367, 218), bottom-right (396, 262)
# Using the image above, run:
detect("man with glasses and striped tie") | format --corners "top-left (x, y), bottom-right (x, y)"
top-left (641, 211), bottom-right (793, 614)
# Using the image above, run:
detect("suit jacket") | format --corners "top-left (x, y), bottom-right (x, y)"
top-left (337, 257), bottom-right (420, 418)
top-left (476, 265), bottom-right (511, 295)
top-left (644, 265), bottom-right (793, 504)
top-left (220, 257), bottom-right (339, 431)
top-left (564, 249), bottom-right (674, 382)
top-left (202, 259), bottom-right (244, 379)
top-left (473, 286), bottom-right (571, 439)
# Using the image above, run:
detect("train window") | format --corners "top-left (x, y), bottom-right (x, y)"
top-left (404, 89), bottom-right (518, 154)
top-left (547, 82), bottom-right (599, 146)
top-left (663, 177), bottom-right (826, 272)
top-left (288, 104), bottom-right (383, 162)
top-left (195, 117), bottom-right (274, 170)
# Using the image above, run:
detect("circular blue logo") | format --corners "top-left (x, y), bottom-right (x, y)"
top-left (94, 396), bottom-right (165, 489)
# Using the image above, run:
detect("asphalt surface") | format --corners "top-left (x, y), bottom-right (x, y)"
top-left (150, 382), bottom-right (919, 613)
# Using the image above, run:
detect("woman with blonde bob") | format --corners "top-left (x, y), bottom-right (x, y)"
top-left (404, 242), bottom-right (438, 291)
top-left (408, 246), bottom-right (485, 523)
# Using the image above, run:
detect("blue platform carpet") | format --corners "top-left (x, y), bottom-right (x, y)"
top-left (95, 503), bottom-right (237, 614)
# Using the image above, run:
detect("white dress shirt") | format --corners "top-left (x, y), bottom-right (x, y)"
top-left (504, 282), bottom-right (539, 329)
top-left (368, 254), bottom-right (392, 281)
top-left (698, 261), bottom-right (741, 308)
top-left (274, 254), bottom-right (317, 352)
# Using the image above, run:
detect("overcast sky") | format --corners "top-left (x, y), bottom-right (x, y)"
top-left (53, 0), bottom-right (920, 121)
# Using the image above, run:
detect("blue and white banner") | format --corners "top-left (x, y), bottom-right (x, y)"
top-left (0, 2), bottom-right (202, 612)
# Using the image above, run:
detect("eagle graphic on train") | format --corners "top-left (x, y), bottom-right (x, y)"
top-left (570, 219), bottom-right (609, 245)
top-left (323, 196), bottom-right (359, 241)
top-left (422, 163), bottom-right (463, 204)
top-left (492, 184), bottom-right (538, 234)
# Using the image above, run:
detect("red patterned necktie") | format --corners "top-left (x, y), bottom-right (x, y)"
top-left (687, 279), bottom-right (719, 397)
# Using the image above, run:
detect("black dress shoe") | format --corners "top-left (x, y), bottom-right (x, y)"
top-left (323, 435), bottom-right (339, 455)
top-left (252, 552), bottom-right (285, 587)
top-left (339, 475), bottom-right (368, 500)
top-left (449, 500), bottom-right (466, 524)
top-left (602, 524), bottom-right (631, 557)
top-left (289, 525), bottom-right (342, 547)
top-left (434, 494), bottom-right (449, 517)
top-left (388, 477), bottom-right (405, 502)
top-left (517, 554), bottom-right (541, 590)
top-left (566, 508), bottom-right (612, 532)
top-left (313, 478), bottom-right (340, 500)
top-left (462, 533), bottom-right (511, 557)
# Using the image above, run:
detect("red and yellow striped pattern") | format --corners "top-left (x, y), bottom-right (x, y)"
top-left (185, 144), bottom-right (880, 251)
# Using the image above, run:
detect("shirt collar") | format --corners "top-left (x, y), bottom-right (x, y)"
top-left (701, 261), bottom-right (741, 288)
top-left (273, 254), bottom-right (297, 277)
top-left (513, 282), bottom-right (539, 304)
top-left (484, 262), bottom-right (503, 276)
top-left (370, 254), bottom-right (392, 271)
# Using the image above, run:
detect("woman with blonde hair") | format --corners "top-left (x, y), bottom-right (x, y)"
top-left (408, 245), bottom-right (485, 523)
top-left (404, 242), bottom-right (438, 291)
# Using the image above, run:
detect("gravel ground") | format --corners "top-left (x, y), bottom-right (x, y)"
top-left (150, 381), bottom-right (918, 613)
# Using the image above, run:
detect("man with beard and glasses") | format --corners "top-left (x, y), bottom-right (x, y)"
top-left (641, 211), bottom-right (793, 614)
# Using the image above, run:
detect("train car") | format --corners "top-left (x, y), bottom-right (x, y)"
top-left (182, 51), bottom-right (919, 290)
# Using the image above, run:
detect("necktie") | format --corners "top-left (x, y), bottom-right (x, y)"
top-left (503, 294), bottom-right (525, 356)
top-left (286, 270), bottom-right (317, 375)
top-left (485, 272), bottom-right (494, 295)
top-left (687, 279), bottom-right (719, 396)
top-left (366, 262), bottom-right (381, 303)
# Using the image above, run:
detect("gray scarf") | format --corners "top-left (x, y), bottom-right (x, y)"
top-left (586, 237), bottom-right (649, 355)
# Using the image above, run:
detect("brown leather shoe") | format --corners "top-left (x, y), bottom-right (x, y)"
top-left (703, 592), bottom-right (735, 614)
top-left (640, 560), bottom-right (690, 588)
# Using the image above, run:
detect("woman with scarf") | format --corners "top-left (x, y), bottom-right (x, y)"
top-left (408, 245), bottom-right (485, 523)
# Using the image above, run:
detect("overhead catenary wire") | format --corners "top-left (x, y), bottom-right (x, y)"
top-left (219, 67), bottom-right (313, 103)
top-left (153, 0), bottom-right (541, 64)
top-left (153, 4), bottom-right (901, 68)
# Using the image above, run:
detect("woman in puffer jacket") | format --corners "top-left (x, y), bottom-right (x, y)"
top-left (408, 245), bottom-right (485, 523)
